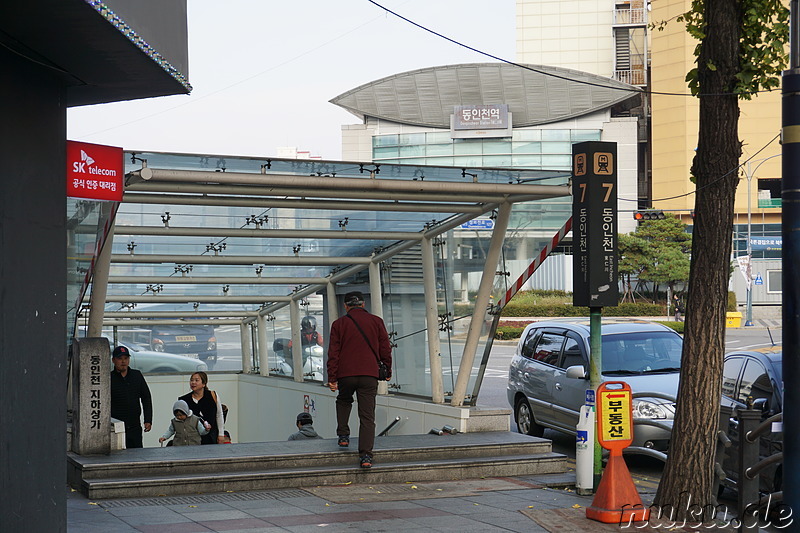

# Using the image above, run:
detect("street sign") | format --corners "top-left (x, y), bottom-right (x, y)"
top-left (755, 273), bottom-right (764, 285)
top-left (572, 141), bottom-right (619, 307)
top-left (460, 218), bottom-right (494, 230)
top-left (585, 389), bottom-right (596, 407)
top-left (596, 381), bottom-right (633, 452)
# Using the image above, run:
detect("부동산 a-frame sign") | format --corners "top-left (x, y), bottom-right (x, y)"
top-left (572, 141), bottom-right (618, 308)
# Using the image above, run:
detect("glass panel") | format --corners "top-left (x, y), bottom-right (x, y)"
top-left (373, 135), bottom-right (399, 147)
top-left (453, 156), bottom-right (484, 167)
top-left (426, 143), bottom-right (454, 156)
top-left (426, 132), bottom-right (452, 143)
top-left (541, 142), bottom-right (573, 154)
top-left (454, 141), bottom-right (482, 155)
top-left (542, 130), bottom-right (571, 141)
top-left (541, 154), bottom-right (572, 169)
top-left (399, 133), bottom-right (426, 145)
top-left (483, 155), bottom-right (513, 167)
top-left (512, 141), bottom-right (542, 154)
top-left (399, 145), bottom-right (425, 157)
top-left (512, 154), bottom-right (542, 167)
top-left (512, 130), bottom-right (542, 141)
top-left (374, 146), bottom-right (400, 158)
top-left (482, 141), bottom-right (510, 154)
top-left (571, 130), bottom-right (602, 142)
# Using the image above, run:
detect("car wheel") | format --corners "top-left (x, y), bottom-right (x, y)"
top-left (515, 398), bottom-right (544, 437)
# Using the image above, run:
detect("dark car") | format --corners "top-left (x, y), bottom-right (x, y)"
top-left (119, 324), bottom-right (218, 361)
top-left (507, 318), bottom-right (683, 456)
top-left (720, 348), bottom-right (783, 494)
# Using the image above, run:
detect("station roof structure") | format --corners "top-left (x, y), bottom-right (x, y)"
top-left (94, 151), bottom-right (573, 323)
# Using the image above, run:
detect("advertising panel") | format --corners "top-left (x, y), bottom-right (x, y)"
top-left (67, 140), bottom-right (124, 201)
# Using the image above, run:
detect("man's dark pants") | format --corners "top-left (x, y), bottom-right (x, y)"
top-left (335, 376), bottom-right (378, 456)
top-left (125, 425), bottom-right (143, 448)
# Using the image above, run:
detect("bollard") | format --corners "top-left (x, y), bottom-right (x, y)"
top-left (576, 404), bottom-right (595, 495)
top-left (737, 407), bottom-right (762, 522)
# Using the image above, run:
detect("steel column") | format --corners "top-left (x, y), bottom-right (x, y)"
top-left (290, 299), bottom-right (303, 382)
top-left (240, 323), bottom-right (252, 374)
top-left (450, 202), bottom-right (512, 407)
top-left (87, 221), bottom-right (115, 337)
top-left (422, 237), bottom-right (444, 404)
top-left (257, 313), bottom-right (269, 377)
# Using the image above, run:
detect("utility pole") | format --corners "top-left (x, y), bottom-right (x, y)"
top-left (782, 0), bottom-right (800, 516)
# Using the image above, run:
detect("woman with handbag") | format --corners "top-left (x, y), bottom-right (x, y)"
top-left (179, 371), bottom-right (226, 444)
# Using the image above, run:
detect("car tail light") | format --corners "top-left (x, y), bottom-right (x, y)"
top-left (152, 338), bottom-right (165, 352)
top-left (207, 337), bottom-right (216, 350)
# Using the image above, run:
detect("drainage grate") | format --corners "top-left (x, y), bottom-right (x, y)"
top-left (97, 488), bottom-right (312, 508)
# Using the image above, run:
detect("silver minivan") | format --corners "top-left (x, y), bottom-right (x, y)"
top-left (507, 318), bottom-right (682, 456)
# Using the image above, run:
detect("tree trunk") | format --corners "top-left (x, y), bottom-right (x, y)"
top-left (654, 0), bottom-right (742, 521)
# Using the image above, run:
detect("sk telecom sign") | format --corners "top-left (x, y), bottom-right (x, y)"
top-left (572, 141), bottom-right (618, 307)
top-left (67, 141), bottom-right (123, 201)
top-left (596, 381), bottom-right (633, 452)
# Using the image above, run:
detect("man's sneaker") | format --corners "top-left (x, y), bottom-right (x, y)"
top-left (337, 435), bottom-right (349, 448)
top-left (360, 455), bottom-right (373, 469)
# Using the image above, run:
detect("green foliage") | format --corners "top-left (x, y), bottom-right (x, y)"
top-left (678, 0), bottom-right (788, 99)
top-left (728, 291), bottom-right (738, 312)
top-left (655, 321), bottom-right (685, 334)
top-left (501, 300), bottom-right (665, 317)
top-left (620, 214), bottom-right (692, 295)
top-left (495, 326), bottom-right (526, 340)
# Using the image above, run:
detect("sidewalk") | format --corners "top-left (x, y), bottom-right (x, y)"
top-left (68, 470), bottom-right (761, 532)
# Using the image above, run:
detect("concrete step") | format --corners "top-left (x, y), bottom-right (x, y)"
top-left (80, 452), bottom-right (566, 499)
top-left (68, 432), bottom-right (568, 499)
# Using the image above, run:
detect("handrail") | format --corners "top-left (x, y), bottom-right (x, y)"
top-left (378, 416), bottom-right (401, 437)
top-left (745, 412), bottom-right (782, 443)
top-left (745, 452), bottom-right (784, 480)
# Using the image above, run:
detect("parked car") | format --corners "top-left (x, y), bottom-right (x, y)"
top-left (507, 318), bottom-right (683, 456)
top-left (720, 347), bottom-right (783, 494)
top-left (118, 324), bottom-right (217, 361)
top-left (110, 340), bottom-right (208, 374)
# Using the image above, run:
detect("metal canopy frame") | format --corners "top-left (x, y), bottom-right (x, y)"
top-left (87, 151), bottom-right (570, 404)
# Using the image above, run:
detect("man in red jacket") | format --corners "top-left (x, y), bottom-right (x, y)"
top-left (327, 291), bottom-right (392, 468)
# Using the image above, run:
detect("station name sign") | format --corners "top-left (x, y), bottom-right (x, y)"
top-left (67, 140), bottom-right (123, 202)
top-left (572, 141), bottom-right (618, 307)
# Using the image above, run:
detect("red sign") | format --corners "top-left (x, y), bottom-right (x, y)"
top-left (67, 140), bottom-right (123, 201)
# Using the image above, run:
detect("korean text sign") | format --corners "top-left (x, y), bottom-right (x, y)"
top-left (67, 140), bottom-right (123, 201)
top-left (596, 381), bottom-right (633, 453)
top-left (572, 141), bottom-right (618, 307)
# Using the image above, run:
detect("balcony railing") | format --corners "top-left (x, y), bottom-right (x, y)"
top-left (614, 8), bottom-right (647, 25)
top-left (613, 69), bottom-right (647, 86)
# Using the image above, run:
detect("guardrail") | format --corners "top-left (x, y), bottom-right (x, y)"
top-left (715, 402), bottom-right (784, 528)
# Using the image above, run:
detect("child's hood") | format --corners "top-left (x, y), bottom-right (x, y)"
top-left (172, 400), bottom-right (192, 417)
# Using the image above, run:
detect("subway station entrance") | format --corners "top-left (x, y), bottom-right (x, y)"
top-left (69, 152), bottom-right (572, 451)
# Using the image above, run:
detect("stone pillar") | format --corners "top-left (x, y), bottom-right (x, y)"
top-left (71, 338), bottom-right (111, 455)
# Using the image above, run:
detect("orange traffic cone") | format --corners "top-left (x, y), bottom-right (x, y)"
top-left (586, 452), bottom-right (650, 524)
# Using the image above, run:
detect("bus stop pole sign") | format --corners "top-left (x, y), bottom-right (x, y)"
top-left (572, 141), bottom-right (619, 308)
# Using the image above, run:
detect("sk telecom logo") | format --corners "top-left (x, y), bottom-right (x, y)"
top-left (67, 141), bottom-right (123, 201)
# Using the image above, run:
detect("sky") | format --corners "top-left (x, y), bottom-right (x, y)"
top-left (67, 0), bottom-right (516, 161)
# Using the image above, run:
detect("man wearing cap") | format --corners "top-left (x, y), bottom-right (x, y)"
top-left (327, 291), bottom-right (392, 468)
top-left (288, 412), bottom-right (322, 440)
top-left (110, 345), bottom-right (153, 448)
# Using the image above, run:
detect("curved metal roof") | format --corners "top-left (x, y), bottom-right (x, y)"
top-left (330, 63), bottom-right (640, 128)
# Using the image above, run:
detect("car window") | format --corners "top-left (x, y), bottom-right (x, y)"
top-left (533, 332), bottom-right (565, 366)
top-left (520, 329), bottom-right (541, 359)
top-left (738, 359), bottom-right (772, 404)
top-left (559, 336), bottom-right (585, 369)
top-left (601, 331), bottom-right (682, 372)
top-left (722, 356), bottom-right (745, 400)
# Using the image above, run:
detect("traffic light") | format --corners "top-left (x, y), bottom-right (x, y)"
top-left (633, 210), bottom-right (665, 221)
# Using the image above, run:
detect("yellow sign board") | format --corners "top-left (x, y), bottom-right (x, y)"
top-left (597, 382), bottom-right (633, 450)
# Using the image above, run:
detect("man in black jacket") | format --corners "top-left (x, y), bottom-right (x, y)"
top-left (110, 345), bottom-right (153, 448)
